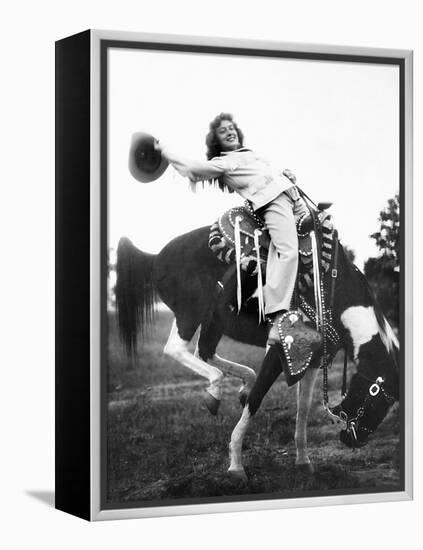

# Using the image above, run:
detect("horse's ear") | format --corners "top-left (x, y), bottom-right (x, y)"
top-left (317, 202), bottom-right (333, 210)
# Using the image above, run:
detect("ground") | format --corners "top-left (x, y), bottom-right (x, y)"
top-left (106, 309), bottom-right (401, 506)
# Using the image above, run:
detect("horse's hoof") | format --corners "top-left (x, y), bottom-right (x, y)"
top-left (296, 462), bottom-right (314, 475)
top-left (227, 468), bottom-right (248, 483)
top-left (204, 391), bottom-right (220, 416)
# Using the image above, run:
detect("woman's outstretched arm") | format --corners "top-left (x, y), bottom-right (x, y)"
top-left (156, 142), bottom-right (231, 182)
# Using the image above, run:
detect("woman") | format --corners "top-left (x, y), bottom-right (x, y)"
top-left (155, 112), bottom-right (309, 342)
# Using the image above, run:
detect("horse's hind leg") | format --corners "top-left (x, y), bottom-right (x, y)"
top-left (164, 319), bottom-right (224, 415)
top-left (195, 316), bottom-right (257, 405)
top-left (295, 364), bottom-right (319, 473)
top-left (228, 346), bottom-right (283, 479)
top-left (212, 355), bottom-right (256, 405)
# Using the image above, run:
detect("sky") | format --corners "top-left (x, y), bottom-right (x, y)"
top-left (107, 47), bottom-right (399, 269)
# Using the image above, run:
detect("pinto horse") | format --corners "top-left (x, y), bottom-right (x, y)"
top-left (115, 225), bottom-right (399, 478)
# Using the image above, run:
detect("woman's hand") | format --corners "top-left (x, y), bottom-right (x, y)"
top-left (154, 139), bottom-right (163, 152)
top-left (283, 169), bottom-right (296, 184)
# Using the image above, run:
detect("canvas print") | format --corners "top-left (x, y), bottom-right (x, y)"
top-left (103, 43), bottom-right (402, 509)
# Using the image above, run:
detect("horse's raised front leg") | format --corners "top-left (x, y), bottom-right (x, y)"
top-left (164, 320), bottom-right (224, 414)
top-left (295, 366), bottom-right (319, 473)
top-left (228, 345), bottom-right (282, 480)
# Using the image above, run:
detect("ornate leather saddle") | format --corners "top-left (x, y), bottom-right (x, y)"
top-left (210, 205), bottom-right (269, 265)
top-left (208, 200), bottom-right (339, 384)
top-left (209, 200), bottom-right (334, 291)
top-left (209, 200), bottom-right (339, 385)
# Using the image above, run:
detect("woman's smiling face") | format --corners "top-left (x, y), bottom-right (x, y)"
top-left (215, 119), bottom-right (240, 151)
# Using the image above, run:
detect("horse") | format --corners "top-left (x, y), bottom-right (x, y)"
top-left (115, 221), bottom-right (399, 479)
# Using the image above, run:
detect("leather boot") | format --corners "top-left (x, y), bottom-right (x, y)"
top-left (266, 310), bottom-right (286, 345)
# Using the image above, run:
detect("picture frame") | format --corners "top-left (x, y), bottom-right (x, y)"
top-left (55, 29), bottom-right (413, 521)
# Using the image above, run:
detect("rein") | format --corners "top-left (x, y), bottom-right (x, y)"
top-left (327, 230), bottom-right (349, 400)
top-left (297, 187), bottom-right (345, 414)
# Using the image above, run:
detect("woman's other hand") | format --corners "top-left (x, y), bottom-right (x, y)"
top-left (154, 139), bottom-right (163, 152)
top-left (283, 169), bottom-right (296, 184)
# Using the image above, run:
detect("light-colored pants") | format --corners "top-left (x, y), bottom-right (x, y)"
top-left (260, 186), bottom-right (309, 314)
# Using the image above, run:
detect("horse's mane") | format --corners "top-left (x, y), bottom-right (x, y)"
top-left (342, 249), bottom-right (399, 366)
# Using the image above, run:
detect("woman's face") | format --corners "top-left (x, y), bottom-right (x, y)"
top-left (215, 119), bottom-right (240, 151)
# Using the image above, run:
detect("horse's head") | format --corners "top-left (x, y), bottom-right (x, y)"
top-left (331, 366), bottom-right (398, 449)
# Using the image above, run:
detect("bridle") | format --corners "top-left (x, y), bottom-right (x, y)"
top-left (333, 373), bottom-right (396, 445)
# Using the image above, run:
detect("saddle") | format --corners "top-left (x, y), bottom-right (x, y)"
top-left (208, 200), bottom-right (339, 385)
top-left (209, 205), bottom-right (269, 266)
top-left (209, 200), bottom-right (334, 290)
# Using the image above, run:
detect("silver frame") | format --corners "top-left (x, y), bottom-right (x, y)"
top-left (89, 30), bottom-right (413, 521)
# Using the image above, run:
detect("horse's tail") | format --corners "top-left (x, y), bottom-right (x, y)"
top-left (115, 237), bottom-right (157, 356)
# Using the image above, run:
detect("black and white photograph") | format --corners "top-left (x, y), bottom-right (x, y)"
top-left (102, 36), bottom-right (407, 512)
top-left (4, 0), bottom-right (422, 546)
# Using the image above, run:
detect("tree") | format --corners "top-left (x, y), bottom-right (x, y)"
top-left (364, 194), bottom-right (400, 326)
top-left (369, 193), bottom-right (400, 269)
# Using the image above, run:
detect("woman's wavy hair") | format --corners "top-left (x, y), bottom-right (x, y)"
top-left (205, 113), bottom-right (244, 192)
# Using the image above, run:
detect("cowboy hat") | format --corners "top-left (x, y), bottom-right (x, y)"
top-left (128, 132), bottom-right (169, 183)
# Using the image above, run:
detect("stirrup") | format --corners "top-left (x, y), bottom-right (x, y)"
top-left (266, 310), bottom-right (287, 326)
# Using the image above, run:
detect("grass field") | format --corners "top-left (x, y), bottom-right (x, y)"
top-left (106, 309), bottom-right (401, 506)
